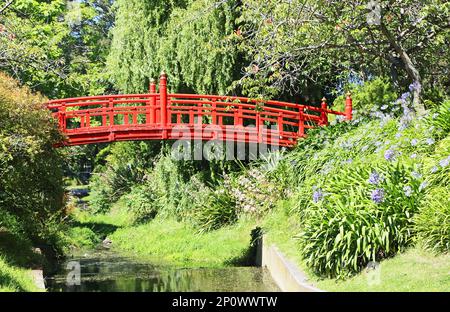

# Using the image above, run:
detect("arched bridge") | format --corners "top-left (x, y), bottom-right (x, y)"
top-left (46, 73), bottom-right (352, 147)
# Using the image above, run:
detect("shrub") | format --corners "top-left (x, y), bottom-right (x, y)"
top-left (225, 168), bottom-right (280, 218)
top-left (124, 186), bottom-right (159, 224)
top-left (423, 136), bottom-right (450, 188)
top-left (176, 175), bottom-right (211, 222)
top-left (414, 187), bottom-right (450, 253)
top-left (0, 72), bottom-right (65, 249)
top-left (427, 99), bottom-right (450, 140)
top-left (193, 189), bottom-right (237, 233)
top-left (298, 161), bottom-right (424, 278)
top-left (0, 210), bottom-right (24, 237)
top-left (150, 154), bottom-right (187, 216)
top-left (67, 227), bottom-right (100, 248)
top-left (89, 172), bottom-right (115, 213)
top-left (332, 78), bottom-right (398, 118)
top-left (88, 141), bottom-right (162, 212)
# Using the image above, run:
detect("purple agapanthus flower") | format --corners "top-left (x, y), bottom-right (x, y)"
top-left (400, 92), bottom-right (410, 102)
top-left (410, 139), bottom-right (418, 146)
top-left (398, 120), bottom-right (409, 131)
top-left (403, 185), bottom-right (412, 197)
top-left (419, 181), bottom-right (428, 192)
top-left (312, 188), bottom-right (324, 203)
top-left (384, 149), bottom-right (396, 161)
top-left (409, 81), bottom-right (421, 92)
top-left (368, 171), bottom-right (381, 185)
top-left (371, 189), bottom-right (385, 204)
top-left (411, 171), bottom-right (422, 180)
top-left (439, 156), bottom-right (450, 168)
top-left (426, 138), bottom-right (435, 145)
top-left (410, 153), bottom-right (417, 159)
top-left (431, 166), bottom-right (438, 173)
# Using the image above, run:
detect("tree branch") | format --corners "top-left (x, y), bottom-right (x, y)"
top-left (379, 21), bottom-right (424, 114)
top-left (0, 0), bottom-right (14, 15)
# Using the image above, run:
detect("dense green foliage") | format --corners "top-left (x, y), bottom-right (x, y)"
top-left (415, 186), bottom-right (450, 253)
top-left (0, 73), bottom-right (68, 291)
top-left (108, 0), bottom-right (240, 94)
top-left (0, 73), bottom-right (65, 249)
top-left (0, 0), bottom-right (114, 98)
top-left (298, 162), bottom-right (424, 277)
top-left (89, 141), bottom-right (161, 213)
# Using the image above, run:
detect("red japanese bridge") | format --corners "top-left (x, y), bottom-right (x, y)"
top-left (46, 73), bottom-right (352, 147)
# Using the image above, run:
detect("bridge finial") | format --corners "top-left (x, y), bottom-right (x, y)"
top-left (160, 70), bottom-right (167, 77)
top-left (150, 78), bottom-right (155, 83)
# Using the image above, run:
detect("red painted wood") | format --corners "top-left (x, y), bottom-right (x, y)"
top-left (46, 76), bottom-right (352, 147)
top-left (345, 92), bottom-right (353, 121)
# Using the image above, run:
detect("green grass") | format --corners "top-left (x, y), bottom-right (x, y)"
top-left (0, 230), bottom-right (45, 292)
top-left (65, 197), bottom-right (133, 249)
top-left (315, 247), bottom-right (450, 292)
top-left (0, 257), bottom-right (40, 292)
top-left (109, 217), bottom-right (257, 267)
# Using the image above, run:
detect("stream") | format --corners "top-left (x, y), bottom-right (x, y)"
top-left (46, 248), bottom-right (280, 292)
top-left (47, 189), bottom-right (280, 292)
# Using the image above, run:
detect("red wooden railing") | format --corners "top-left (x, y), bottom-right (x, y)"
top-left (46, 73), bottom-right (352, 147)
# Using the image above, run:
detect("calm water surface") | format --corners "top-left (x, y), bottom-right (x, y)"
top-left (46, 249), bottom-right (280, 292)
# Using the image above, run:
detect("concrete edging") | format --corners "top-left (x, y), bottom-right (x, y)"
top-left (30, 270), bottom-right (46, 291)
top-left (256, 235), bottom-right (323, 292)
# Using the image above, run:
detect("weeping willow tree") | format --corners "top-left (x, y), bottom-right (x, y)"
top-left (107, 0), bottom-right (241, 94)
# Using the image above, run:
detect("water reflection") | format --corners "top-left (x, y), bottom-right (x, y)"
top-left (47, 250), bottom-right (280, 292)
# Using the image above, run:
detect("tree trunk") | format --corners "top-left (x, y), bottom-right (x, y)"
top-left (380, 23), bottom-right (425, 115)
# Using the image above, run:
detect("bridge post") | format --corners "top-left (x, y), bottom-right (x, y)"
top-left (60, 102), bottom-right (66, 131)
top-left (108, 98), bottom-right (114, 126)
top-left (320, 97), bottom-right (328, 126)
top-left (159, 72), bottom-right (168, 139)
top-left (298, 106), bottom-right (305, 137)
top-left (277, 113), bottom-right (283, 134)
top-left (148, 78), bottom-right (156, 124)
top-left (211, 99), bottom-right (217, 125)
top-left (256, 112), bottom-right (262, 143)
top-left (345, 92), bottom-right (353, 121)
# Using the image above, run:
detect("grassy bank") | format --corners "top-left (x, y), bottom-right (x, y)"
top-left (110, 218), bottom-right (256, 267)
top-left (0, 229), bottom-right (47, 292)
top-left (0, 258), bottom-right (39, 292)
top-left (262, 204), bottom-right (450, 292)
top-left (68, 199), bottom-right (259, 267)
